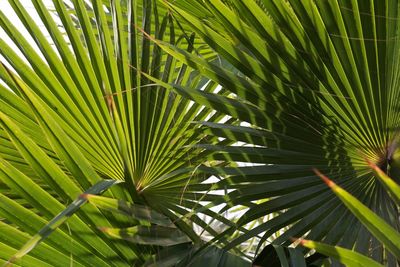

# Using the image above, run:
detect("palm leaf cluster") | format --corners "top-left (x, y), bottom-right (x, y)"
top-left (0, 0), bottom-right (234, 265)
top-left (300, 163), bottom-right (400, 266)
top-left (0, 0), bottom-right (399, 266)
top-left (159, 0), bottom-right (400, 264)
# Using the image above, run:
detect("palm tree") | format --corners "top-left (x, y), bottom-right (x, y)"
top-left (0, 0), bottom-right (399, 266)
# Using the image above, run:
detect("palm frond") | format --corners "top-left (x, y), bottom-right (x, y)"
top-left (0, 0), bottom-right (230, 265)
top-left (161, 0), bottom-right (400, 262)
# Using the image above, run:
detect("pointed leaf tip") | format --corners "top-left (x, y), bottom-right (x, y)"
top-left (79, 193), bottom-right (90, 200)
top-left (3, 256), bottom-right (16, 267)
top-left (297, 239), bottom-right (308, 246)
top-left (365, 159), bottom-right (387, 178)
top-left (98, 227), bottom-right (109, 233)
top-left (365, 158), bottom-right (379, 171)
top-left (134, 25), bottom-right (157, 43)
top-left (313, 168), bottom-right (335, 187)
top-left (290, 237), bottom-right (308, 246)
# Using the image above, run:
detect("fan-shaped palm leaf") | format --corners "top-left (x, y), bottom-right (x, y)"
top-left (158, 0), bottom-right (400, 264)
top-left (300, 165), bottom-right (400, 265)
top-left (0, 0), bottom-right (233, 265)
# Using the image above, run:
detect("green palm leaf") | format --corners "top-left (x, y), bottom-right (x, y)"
top-left (314, 169), bottom-right (400, 258)
top-left (299, 239), bottom-right (384, 267)
top-left (160, 0), bottom-right (400, 263)
top-left (300, 167), bottom-right (400, 265)
top-left (0, 0), bottom-right (230, 265)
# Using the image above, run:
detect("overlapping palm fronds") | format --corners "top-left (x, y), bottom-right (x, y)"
top-left (157, 0), bottom-right (400, 264)
top-left (1, 0), bottom-right (400, 266)
top-left (0, 0), bottom-right (237, 265)
top-left (300, 163), bottom-right (400, 266)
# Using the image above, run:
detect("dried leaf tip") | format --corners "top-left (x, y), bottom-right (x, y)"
top-left (365, 158), bottom-right (378, 170)
top-left (4, 255), bottom-right (17, 267)
top-left (365, 158), bottom-right (387, 177)
top-left (79, 193), bottom-right (90, 200)
top-left (290, 237), bottom-right (308, 246)
top-left (134, 25), bottom-right (156, 42)
top-left (98, 227), bottom-right (109, 232)
top-left (313, 168), bottom-right (335, 187)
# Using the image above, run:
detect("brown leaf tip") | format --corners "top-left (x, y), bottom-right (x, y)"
top-left (313, 168), bottom-right (335, 187)
top-left (134, 25), bottom-right (156, 42)
top-left (98, 227), bottom-right (109, 232)
top-left (290, 237), bottom-right (308, 245)
top-left (298, 239), bottom-right (309, 246)
top-left (365, 158), bottom-right (378, 170)
top-left (5, 255), bottom-right (17, 266)
top-left (291, 237), bottom-right (309, 246)
top-left (79, 193), bottom-right (90, 200)
top-left (365, 158), bottom-right (386, 177)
